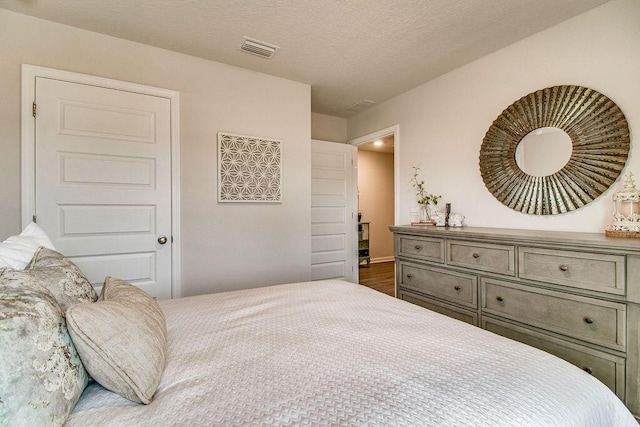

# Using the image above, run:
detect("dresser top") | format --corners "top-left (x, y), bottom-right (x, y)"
top-left (389, 225), bottom-right (640, 253)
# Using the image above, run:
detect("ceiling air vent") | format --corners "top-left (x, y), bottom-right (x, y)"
top-left (240, 37), bottom-right (280, 58)
top-left (346, 100), bottom-right (377, 113)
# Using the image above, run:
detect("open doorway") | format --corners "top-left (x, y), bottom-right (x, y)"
top-left (349, 125), bottom-right (399, 296)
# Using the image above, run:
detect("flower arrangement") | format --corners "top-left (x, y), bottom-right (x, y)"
top-left (411, 166), bottom-right (441, 206)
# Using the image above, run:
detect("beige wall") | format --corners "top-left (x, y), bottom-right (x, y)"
top-left (0, 9), bottom-right (311, 296)
top-left (348, 0), bottom-right (640, 233)
top-left (311, 112), bottom-right (348, 143)
top-left (357, 150), bottom-right (394, 261)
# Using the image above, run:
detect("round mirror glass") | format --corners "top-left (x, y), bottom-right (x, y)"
top-left (515, 127), bottom-right (572, 177)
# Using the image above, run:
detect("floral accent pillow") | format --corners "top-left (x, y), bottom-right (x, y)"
top-left (25, 247), bottom-right (98, 312)
top-left (0, 268), bottom-right (89, 426)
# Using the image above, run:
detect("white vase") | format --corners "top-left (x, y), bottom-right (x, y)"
top-left (419, 204), bottom-right (429, 223)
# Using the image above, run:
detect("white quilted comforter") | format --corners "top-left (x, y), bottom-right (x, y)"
top-left (67, 280), bottom-right (636, 426)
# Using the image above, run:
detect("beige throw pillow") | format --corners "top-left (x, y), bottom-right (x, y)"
top-left (66, 277), bottom-right (167, 404)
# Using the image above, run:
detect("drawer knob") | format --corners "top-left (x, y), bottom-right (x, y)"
top-left (496, 296), bottom-right (504, 302)
top-left (406, 273), bottom-right (413, 279)
top-left (415, 245), bottom-right (422, 250)
top-left (472, 253), bottom-right (480, 259)
top-left (582, 367), bottom-right (593, 375)
top-left (454, 285), bottom-right (462, 291)
top-left (583, 317), bottom-right (594, 324)
top-left (559, 265), bottom-right (569, 272)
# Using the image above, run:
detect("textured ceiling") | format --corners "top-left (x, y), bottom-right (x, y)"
top-left (0, 0), bottom-right (611, 118)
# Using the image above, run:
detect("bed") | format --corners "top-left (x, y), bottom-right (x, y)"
top-left (0, 224), bottom-right (635, 426)
top-left (65, 279), bottom-right (635, 426)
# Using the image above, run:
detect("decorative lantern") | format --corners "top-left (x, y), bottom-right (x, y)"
top-left (605, 172), bottom-right (640, 238)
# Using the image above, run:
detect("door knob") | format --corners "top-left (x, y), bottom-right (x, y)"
top-left (157, 235), bottom-right (168, 245)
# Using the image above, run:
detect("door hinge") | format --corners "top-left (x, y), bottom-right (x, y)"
top-left (32, 215), bottom-right (37, 223)
top-left (32, 102), bottom-right (37, 117)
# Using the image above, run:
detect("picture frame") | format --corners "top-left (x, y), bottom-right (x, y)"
top-left (217, 132), bottom-right (282, 203)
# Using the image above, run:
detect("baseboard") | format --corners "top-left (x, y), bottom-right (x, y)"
top-left (371, 256), bottom-right (395, 264)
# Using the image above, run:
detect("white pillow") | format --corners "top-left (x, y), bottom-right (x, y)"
top-left (0, 223), bottom-right (56, 269)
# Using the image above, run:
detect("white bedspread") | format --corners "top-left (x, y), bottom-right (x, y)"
top-left (67, 280), bottom-right (636, 426)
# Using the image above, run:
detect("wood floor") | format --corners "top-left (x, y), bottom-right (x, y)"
top-left (359, 261), bottom-right (395, 297)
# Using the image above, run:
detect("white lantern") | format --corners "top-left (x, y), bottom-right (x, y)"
top-left (605, 172), bottom-right (640, 237)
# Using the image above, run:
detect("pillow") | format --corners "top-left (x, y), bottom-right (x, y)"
top-left (66, 277), bottom-right (167, 404)
top-left (25, 247), bottom-right (98, 312)
top-left (0, 222), bottom-right (56, 270)
top-left (0, 268), bottom-right (89, 426)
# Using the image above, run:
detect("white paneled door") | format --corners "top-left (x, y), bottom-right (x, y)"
top-left (33, 77), bottom-right (173, 299)
top-left (311, 140), bottom-right (357, 282)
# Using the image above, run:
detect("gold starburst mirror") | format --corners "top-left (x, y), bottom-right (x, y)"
top-left (480, 85), bottom-right (630, 215)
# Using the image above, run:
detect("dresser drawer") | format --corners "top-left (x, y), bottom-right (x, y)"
top-left (483, 317), bottom-right (625, 398)
top-left (400, 291), bottom-right (478, 326)
top-left (399, 262), bottom-right (477, 309)
top-left (482, 278), bottom-right (626, 351)
top-left (519, 247), bottom-right (625, 296)
top-left (397, 235), bottom-right (445, 263)
top-left (447, 240), bottom-right (515, 276)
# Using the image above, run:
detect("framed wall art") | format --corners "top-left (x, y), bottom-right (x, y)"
top-left (217, 132), bottom-right (282, 203)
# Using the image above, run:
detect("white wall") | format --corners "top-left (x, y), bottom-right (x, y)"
top-left (0, 9), bottom-right (311, 296)
top-left (311, 112), bottom-right (348, 143)
top-left (348, 0), bottom-right (640, 233)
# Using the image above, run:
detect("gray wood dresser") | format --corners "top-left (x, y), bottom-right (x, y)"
top-left (390, 225), bottom-right (640, 419)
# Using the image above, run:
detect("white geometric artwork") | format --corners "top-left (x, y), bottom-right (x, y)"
top-left (217, 132), bottom-right (282, 203)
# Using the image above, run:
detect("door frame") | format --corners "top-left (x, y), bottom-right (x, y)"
top-left (21, 64), bottom-right (182, 297)
top-left (348, 124), bottom-right (400, 226)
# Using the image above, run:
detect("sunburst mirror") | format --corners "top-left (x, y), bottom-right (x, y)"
top-left (479, 85), bottom-right (630, 215)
